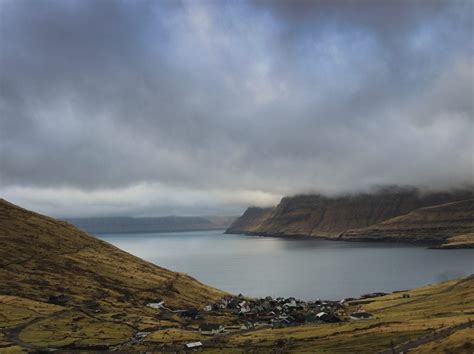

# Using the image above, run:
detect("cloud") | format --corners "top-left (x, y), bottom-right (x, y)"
top-left (0, 0), bottom-right (472, 216)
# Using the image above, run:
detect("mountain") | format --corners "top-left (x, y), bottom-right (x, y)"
top-left (341, 199), bottom-right (474, 244)
top-left (225, 207), bottom-right (274, 234)
top-left (0, 198), bottom-right (225, 307)
top-left (227, 188), bottom-right (474, 242)
top-left (0, 198), bottom-right (228, 350)
top-left (67, 215), bottom-right (236, 234)
top-left (1, 198), bottom-right (472, 352)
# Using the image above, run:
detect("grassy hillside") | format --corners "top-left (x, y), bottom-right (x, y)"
top-left (341, 199), bottom-right (474, 244)
top-left (0, 199), bottom-right (230, 351)
top-left (1, 198), bottom-right (472, 352)
top-left (217, 276), bottom-right (474, 353)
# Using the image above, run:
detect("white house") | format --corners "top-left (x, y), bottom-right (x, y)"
top-left (185, 341), bottom-right (203, 349)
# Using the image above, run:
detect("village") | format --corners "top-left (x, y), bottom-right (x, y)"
top-left (142, 292), bottom-right (382, 349)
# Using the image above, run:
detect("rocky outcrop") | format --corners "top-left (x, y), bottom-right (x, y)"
top-left (341, 199), bottom-right (474, 244)
top-left (227, 188), bottom-right (474, 239)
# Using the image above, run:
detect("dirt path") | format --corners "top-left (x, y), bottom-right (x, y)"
top-left (1, 309), bottom-right (71, 351)
top-left (379, 320), bottom-right (472, 354)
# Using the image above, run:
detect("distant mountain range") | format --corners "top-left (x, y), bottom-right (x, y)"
top-left (67, 215), bottom-right (237, 234)
top-left (226, 187), bottom-right (474, 248)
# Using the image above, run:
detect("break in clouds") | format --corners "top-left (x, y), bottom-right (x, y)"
top-left (0, 0), bottom-right (473, 217)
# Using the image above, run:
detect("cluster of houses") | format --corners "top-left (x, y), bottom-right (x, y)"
top-left (201, 294), bottom-right (346, 329)
top-left (119, 294), bottom-right (377, 351)
top-left (145, 294), bottom-right (375, 339)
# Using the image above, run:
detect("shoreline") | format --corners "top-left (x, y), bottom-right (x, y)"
top-left (223, 231), bottom-right (474, 250)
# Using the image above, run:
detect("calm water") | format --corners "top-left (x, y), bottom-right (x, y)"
top-left (98, 230), bottom-right (473, 300)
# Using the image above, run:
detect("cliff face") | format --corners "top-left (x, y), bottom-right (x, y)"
top-left (341, 199), bottom-right (474, 244)
top-left (227, 189), bottom-right (474, 239)
top-left (225, 207), bottom-right (274, 234)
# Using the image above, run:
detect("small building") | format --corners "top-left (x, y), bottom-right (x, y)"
top-left (186, 341), bottom-right (203, 349)
top-left (316, 311), bottom-right (341, 323)
top-left (146, 302), bottom-right (164, 309)
top-left (181, 308), bottom-right (200, 319)
top-left (199, 324), bottom-right (224, 335)
top-left (402, 293), bottom-right (411, 299)
top-left (241, 321), bottom-right (254, 330)
top-left (203, 304), bottom-right (212, 312)
top-left (284, 299), bottom-right (297, 308)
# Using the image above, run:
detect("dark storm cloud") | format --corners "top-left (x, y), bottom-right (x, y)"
top-left (0, 0), bottom-right (472, 216)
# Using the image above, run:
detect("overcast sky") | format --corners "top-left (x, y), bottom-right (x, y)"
top-left (0, 0), bottom-right (473, 217)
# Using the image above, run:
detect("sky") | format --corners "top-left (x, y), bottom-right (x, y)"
top-left (0, 0), bottom-right (473, 217)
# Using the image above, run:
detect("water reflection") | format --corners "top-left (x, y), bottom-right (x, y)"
top-left (99, 230), bottom-right (474, 300)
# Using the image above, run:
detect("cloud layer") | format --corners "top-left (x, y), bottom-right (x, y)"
top-left (0, 0), bottom-right (472, 217)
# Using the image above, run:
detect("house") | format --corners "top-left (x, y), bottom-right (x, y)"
top-left (186, 341), bottom-right (203, 349)
top-left (241, 321), bottom-right (254, 330)
top-left (203, 304), bottom-right (212, 312)
top-left (240, 306), bottom-right (251, 314)
top-left (199, 324), bottom-right (225, 335)
top-left (146, 300), bottom-right (164, 309)
top-left (181, 308), bottom-right (200, 319)
top-left (316, 311), bottom-right (341, 323)
top-left (350, 311), bottom-right (373, 320)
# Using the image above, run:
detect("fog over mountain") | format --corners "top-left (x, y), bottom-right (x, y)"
top-left (0, 0), bottom-right (472, 217)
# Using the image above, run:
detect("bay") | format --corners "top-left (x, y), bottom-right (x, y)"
top-left (98, 230), bottom-right (474, 300)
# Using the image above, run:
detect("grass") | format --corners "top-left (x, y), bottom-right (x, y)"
top-left (18, 309), bottom-right (134, 348)
top-left (1, 199), bottom-right (472, 352)
top-left (411, 327), bottom-right (474, 353)
top-left (438, 232), bottom-right (474, 249)
top-left (222, 276), bottom-right (474, 352)
top-left (145, 328), bottom-right (205, 343)
top-left (0, 296), bottom-right (63, 328)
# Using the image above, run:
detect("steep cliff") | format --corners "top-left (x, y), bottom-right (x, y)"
top-left (227, 188), bottom-right (474, 239)
top-left (341, 199), bottom-right (474, 244)
top-left (225, 207), bottom-right (274, 234)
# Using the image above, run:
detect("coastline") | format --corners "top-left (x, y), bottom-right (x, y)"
top-left (224, 230), bottom-right (461, 248)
